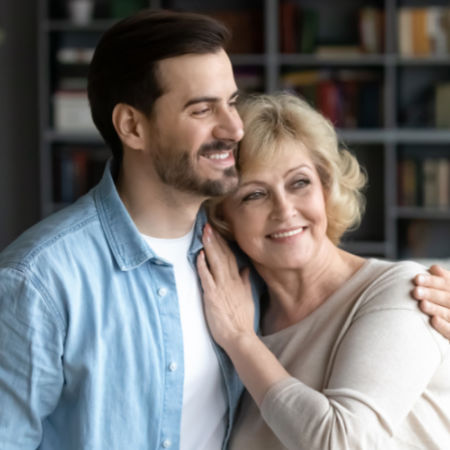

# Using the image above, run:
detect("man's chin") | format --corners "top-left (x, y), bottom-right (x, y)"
top-left (197, 171), bottom-right (238, 197)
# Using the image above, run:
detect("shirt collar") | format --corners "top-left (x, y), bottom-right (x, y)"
top-left (94, 159), bottom-right (207, 271)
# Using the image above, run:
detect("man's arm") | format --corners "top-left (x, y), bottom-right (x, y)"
top-left (0, 268), bottom-right (64, 448)
top-left (412, 265), bottom-right (450, 339)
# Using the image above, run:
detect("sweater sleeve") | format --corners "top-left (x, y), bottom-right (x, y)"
top-left (260, 263), bottom-right (449, 450)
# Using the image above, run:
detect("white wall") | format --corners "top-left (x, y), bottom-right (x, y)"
top-left (0, 1), bottom-right (39, 250)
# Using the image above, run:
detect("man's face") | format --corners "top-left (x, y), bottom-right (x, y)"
top-left (144, 49), bottom-right (244, 198)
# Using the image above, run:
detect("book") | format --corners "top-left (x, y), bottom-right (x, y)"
top-left (427, 7), bottom-right (449, 55)
top-left (359, 7), bottom-right (384, 54)
top-left (398, 159), bottom-right (418, 206)
top-left (208, 10), bottom-right (263, 54)
top-left (317, 79), bottom-right (341, 126)
top-left (279, 1), bottom-right (298, 53)
top-left (423, 158), bottom-right (440, 207)
top-left (315, 45), bottom-right (361, 57)
top-left (437, 158), bottom-right (450, 208)
top-left (435, 82), bottom-right (450, 128)
top-left (53, 90), bottom-right (97, 132)
top-left (56, 47), bottom-right (95, 65)
top-left (398, 8), bottom-right (413, 56)
top-left (412, 8), bottom-right (431, 56)
top-left (298, 8), bottom-right (318, 54)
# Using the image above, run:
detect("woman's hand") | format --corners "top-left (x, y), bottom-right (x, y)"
top-left (197, 223), bottom-right (256, 351)
top-left (197, 223), bottom-right (291, 406)
top-left (413, 265), bottom-right (450, 339)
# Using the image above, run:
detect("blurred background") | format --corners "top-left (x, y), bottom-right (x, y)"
top-left (0, 0), bottom-right (449, 263)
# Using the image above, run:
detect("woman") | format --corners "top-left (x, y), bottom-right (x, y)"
top-left (197, 93), bottom-right (450, 449)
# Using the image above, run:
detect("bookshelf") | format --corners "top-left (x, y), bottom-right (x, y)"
top-left (38, 0), bottom-right (450, 259)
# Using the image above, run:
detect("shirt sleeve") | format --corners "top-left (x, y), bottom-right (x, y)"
top-left (0, 267), bottom-right (65, 449)
top-left (260, 264), bottom-right (449, 450)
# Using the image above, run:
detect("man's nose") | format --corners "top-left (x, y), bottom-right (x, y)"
top-left (213, 107), bottom-right (244, 142)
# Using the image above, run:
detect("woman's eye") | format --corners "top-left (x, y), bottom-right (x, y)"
top-left (242, 191), bottom-right (265, 202)
top-left (293, 178), bottom-right (310, 189)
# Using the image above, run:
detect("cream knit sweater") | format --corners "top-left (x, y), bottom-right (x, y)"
top-left (230, 259), bottom-right (450, 449)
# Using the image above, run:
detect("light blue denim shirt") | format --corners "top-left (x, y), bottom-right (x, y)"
top-left (0, 161), bottom-right (259, 449)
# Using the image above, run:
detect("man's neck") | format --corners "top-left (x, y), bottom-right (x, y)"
top-left (117, 165), bottom-right (205, 239)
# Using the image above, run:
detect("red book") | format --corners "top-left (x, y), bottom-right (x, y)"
top-left (279, 1), bottom-right (298, 53)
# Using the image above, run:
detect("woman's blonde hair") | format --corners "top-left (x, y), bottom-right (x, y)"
top-left (206, 92), bottom-right (367, 245)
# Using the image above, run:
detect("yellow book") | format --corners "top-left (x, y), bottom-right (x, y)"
top-left (412, 8), bottom-right (431, 56)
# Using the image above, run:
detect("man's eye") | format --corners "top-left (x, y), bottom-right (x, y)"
top-left (192, 107), bottom-right (211, 116)
top-left (242, 191), bottom-right (265, 202)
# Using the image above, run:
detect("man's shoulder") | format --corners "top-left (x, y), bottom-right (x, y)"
top-left (0, 193), bottom-right (99, 272)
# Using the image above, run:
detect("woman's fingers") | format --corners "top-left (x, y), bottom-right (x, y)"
top-left (202, 223), bottom-right (239, 281)
top-left (196, 250), bottom-right (215, 293)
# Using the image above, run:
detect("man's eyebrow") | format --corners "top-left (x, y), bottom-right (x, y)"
top-left (183, 90), bottom-right (240, 110)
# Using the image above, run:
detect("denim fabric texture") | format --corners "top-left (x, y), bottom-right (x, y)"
top-left (0, 161), bottom-right (258, 450)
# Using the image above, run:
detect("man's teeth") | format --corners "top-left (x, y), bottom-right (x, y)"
top-left (206, 152), bottom-right (229, 160)
top-left (271, 228), bottom-right (304, 239)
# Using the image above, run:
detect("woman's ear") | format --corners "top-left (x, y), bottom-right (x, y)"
top-left (112, 103), bottom-right (146, 151)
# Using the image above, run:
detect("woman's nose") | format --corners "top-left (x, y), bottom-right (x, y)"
top-left (270, 194), bottom-right (297, 221)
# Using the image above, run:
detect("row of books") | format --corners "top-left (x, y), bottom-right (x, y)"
top-left (280, 2), bottom-right (383, 55)
top-left (398, 7), bottom-right (450, 57)
top-left (53, 147), bottom-right (109, 203)
top-left (281, 70), bottom-right (382, 128)
top-left (398, 157), bottom-right (450, 208)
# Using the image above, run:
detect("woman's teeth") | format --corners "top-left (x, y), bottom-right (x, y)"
top-left (270, 228), bottom-right (304, 239)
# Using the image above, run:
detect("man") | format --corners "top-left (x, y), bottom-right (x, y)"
top-left (0, 9), bottom-right (449, 450)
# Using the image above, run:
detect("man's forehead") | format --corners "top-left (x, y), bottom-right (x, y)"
top-left (156, 54), bottom-right (238, 106)
top-left (157, 50), bottom-right (236, 91)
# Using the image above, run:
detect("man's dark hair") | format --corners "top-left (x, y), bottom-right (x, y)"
top-left (87, 9), bottom-right (230, 164)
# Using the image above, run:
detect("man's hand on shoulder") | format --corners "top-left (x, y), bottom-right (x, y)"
top-left (413, 265), bottom-right (450, 340)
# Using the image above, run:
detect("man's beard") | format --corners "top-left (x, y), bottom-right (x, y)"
top-left (153, 141), bottom-right (239, 197)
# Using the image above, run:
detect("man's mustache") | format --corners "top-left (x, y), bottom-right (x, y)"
top-left (199, 141), bottom-right (238, 153)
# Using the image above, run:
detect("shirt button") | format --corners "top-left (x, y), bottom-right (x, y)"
top-left (168, 362), bottom-right (177, 372)
top-left (157, 287), bottom-right (167, 297)
top-left (162, 439), bottom-right (172, 448)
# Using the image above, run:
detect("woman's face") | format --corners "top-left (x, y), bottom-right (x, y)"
top-left (221, 139), bottom-right (329, 272)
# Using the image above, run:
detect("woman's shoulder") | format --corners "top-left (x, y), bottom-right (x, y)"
top-left (355, 258), bottom-right (427, 311)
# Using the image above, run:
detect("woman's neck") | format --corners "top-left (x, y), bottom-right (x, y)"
top-left (258, 245), bottom-right (365, 335)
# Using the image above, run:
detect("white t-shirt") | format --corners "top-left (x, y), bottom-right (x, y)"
top-left (143, 229), bottom-right (227, 450)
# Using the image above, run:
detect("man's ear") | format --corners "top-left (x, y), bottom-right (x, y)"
top-left (112, 103), bottom-right (146, 151)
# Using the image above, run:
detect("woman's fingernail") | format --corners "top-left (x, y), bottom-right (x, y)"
top-left (416, 287), bottom-right (424, 298)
